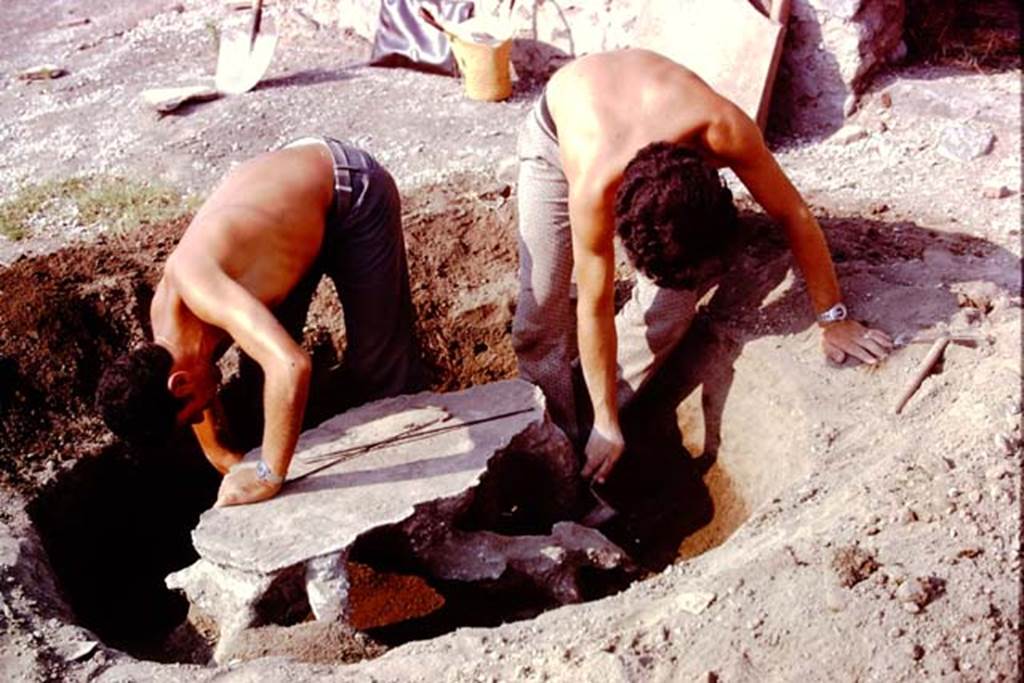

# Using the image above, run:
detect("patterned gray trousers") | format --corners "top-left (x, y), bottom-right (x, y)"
top-left (512, 97), bottom-right (699, 443)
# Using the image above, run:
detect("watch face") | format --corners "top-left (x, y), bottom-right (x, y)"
top-left (257, 460), bottom-right (283, 484)
top-left (820, 303), bottom-right (847, 323)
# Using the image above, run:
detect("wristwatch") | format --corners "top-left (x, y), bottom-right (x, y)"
top-left (817, 302), bottom-right (848, 325)
top-left (256, 459), bottom-right (285, 485)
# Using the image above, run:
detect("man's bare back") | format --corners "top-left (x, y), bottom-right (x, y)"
top-left (166, 144), bottom-right (334, 314)
top-left (146, 144), bottom-right (338, 505)
top-left (548, 50), bottom-right (739, 186)
top-left (97, 138), bottom-right (422, 508)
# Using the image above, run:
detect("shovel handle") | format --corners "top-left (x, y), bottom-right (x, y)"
top-left (250, 0), bottom-right (264, 45)
top-left (418, 6), bottom-right (450, 37)
top-left (769, 0), bottom-right (791, 24)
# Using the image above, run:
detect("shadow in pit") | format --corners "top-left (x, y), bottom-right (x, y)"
top-left (348, 484), bottom-right (633, 646)
top-left (581, 208), bottom-right (1019, 571)
top-left (766, 4), bottom-right (848, 142)
top-left (26, 435), bottom-right (220, 662)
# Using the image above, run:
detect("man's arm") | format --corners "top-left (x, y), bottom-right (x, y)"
top-left (568, 173), bottom-right (626, 483)
top-left (170, 257), bottom-right (311, 505)
top-left (714, 112), bottom-right (892, 363)
top-left (191, 395), bottom-right (243, 475)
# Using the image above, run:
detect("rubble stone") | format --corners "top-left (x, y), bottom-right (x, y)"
top-left (828, 124), bottom-right (869, 146)
top-left (938, 124), bottom-right (996, 162)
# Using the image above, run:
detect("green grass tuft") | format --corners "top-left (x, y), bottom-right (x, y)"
top-left (0, 176), bottom-right (197, 241)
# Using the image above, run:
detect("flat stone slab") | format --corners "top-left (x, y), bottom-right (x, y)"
top-left (193, 380), bottom-right (546, 574)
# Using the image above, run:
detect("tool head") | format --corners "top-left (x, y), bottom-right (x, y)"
top-left (215, 13), bottom-right (278, 95)
top-left (579, 483), bottom-right (618, 527)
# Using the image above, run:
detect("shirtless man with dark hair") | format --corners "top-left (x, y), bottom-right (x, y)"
top-left (513, 49), bottom-right (892, 484)
top-left (97, 138), bottom-right (423, 507)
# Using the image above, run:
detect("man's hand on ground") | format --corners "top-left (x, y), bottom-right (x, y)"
top-left (822, 319), bottom-right (894, 365)
top-left (214, 464), bottom-right (282, 507)
top-left (581, 423), bottom-right (625, 484)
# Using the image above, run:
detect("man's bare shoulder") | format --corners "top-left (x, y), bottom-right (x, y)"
top-left (703, 102), bottom-right (767, 167)
top-left (164, 230), bottom-right (221, 289)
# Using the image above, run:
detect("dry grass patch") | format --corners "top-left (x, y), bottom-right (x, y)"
top-left (0, 176), bottom-right (198, 241)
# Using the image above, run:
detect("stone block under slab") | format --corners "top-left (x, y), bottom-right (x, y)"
top-left (166, 379), bottom-right (589, 658)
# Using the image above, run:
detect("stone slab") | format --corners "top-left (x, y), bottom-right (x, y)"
top-left (192, 379), bottom-right (548, 574)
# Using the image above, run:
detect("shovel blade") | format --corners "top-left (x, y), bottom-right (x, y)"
top-left (215, 16), bottom-right (278, 95)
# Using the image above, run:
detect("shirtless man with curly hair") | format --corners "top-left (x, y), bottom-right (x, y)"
top-left (513, 49), bottom-right (892, 483)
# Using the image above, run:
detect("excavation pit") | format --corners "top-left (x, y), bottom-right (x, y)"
top-left (3, 187), bottom-right (897, 666)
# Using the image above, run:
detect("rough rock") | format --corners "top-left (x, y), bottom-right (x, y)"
top-left (410, 522), bottom-right (633, 605)
top-left (828, 124), bottom-right (869, 146)
top-left (894, 575), bottom-right (944, 610)
top-left (771, 0), bottom-right (906, 134)
top-left (830, 544), bottom-right (880, 587)
top-left (938, 124), bottom-right (996, 161)
top-left (166, 380), bottom-right (626, 660)
top-left (982, 184), bottom-right (1012, 199)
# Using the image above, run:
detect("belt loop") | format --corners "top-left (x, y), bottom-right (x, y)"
top-left (325, 138), bottom-right (354, 218)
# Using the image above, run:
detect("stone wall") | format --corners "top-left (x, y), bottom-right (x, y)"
top-left (772, 0), bottom-right (906, 135)
top-left (281, 0), bottom-right (909, 136)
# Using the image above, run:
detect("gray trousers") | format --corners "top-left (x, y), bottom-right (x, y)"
top-left (513, 98), bottom-right (698, 442)
top-left (276, 138), bottom-right (423, 403)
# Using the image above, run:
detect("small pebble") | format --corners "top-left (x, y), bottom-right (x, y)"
top-left (993, 433), bottom-right (1016, 455)
top-left (829, 124), bottom-right (869, 146)
top-left (985, 463), bottom-right (1011, 480)
top-left (938, 124), bottom-right (995, 161)
top-left (896, 579), bottom-right (926, 604)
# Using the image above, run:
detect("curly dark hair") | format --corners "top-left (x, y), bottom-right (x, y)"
top-left (95, 343), bottom-right (182, 443)
top-left (615, 142), bottom-right (737, 289)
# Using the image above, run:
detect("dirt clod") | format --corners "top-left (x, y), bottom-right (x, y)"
top-left (831, 545), bottom-right (880, 588)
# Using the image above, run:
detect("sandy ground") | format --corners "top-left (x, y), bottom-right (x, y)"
top-left (0, 1), bottom-right (1021, 681)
